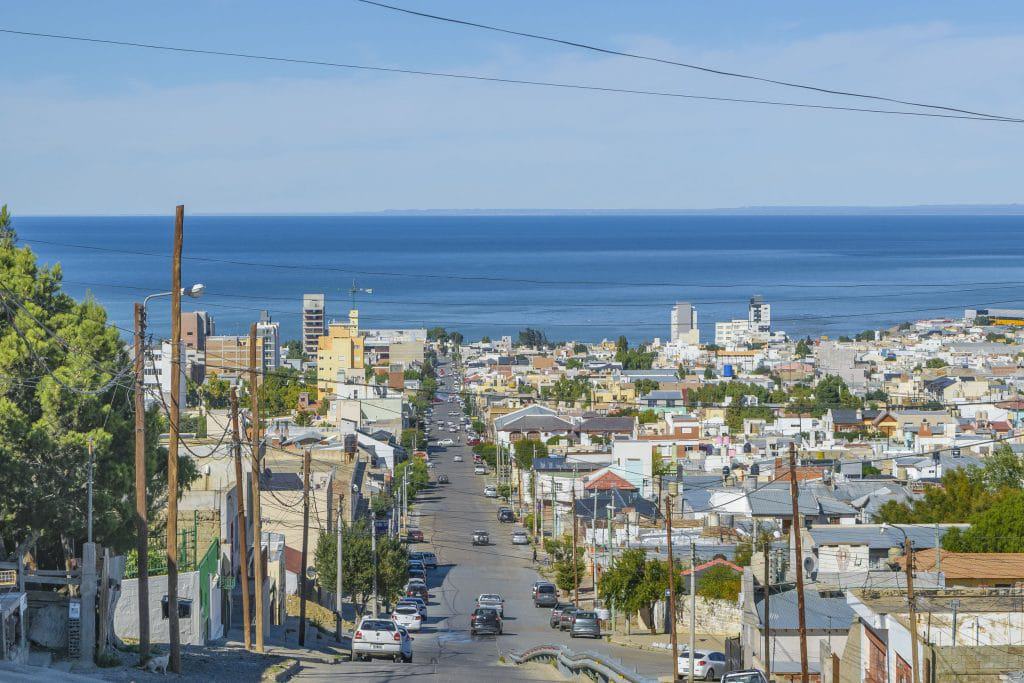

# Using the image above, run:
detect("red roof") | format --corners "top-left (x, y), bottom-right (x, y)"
top-left (284, 546), bottom-right (303, 575)
top-left (680, 557), bottom-right (743, 576)
top-left (584, 470), bottom-right (637, 491)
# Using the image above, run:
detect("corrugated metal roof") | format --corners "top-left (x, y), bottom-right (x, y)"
top-left (807, 524), bottom-right (962, 550)
top-left (756, 588), bottom-right (854, 631)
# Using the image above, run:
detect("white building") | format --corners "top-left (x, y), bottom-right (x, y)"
top-left (714, 296), bottom-right (782, 348)
top-left (670, 301), bottom-right (700, 345)
top-left (257, 310), bottom-right (281, 372)
top-left (302, 293), bottom-right (326, 360)
top-left (143, 341), bottom-right (187, 410)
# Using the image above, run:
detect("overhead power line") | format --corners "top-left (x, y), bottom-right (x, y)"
top-left (0, 27), bottom-right (1017, 123)
top-left (354, 0), bottom-right (1024, 123)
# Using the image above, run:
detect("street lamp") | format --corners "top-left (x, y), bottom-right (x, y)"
top-left (132, 281), bottom-right (204, 664)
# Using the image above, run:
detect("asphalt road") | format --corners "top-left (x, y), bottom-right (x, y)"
top-left (294, 358), bottom-right (672, 681)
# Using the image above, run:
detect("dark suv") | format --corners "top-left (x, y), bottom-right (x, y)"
top-left (534, 583), bottom-right (558, 608)
top-left (497, 507), bottom-right (515, 523)
top-left (469, 607), bottom-right (502, 636)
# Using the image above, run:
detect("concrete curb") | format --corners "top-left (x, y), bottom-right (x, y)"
top-left (262, 658), bottom-right (301, 683)
top-left (606, 636), bottom-right (670, 653)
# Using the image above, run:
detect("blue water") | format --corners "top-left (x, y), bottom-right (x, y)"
top-left (11, 214), bottom-right (1024, 342)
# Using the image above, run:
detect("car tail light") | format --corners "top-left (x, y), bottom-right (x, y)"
top-left (354, 631), bottom-right (363, 640)
top-left (393, 632), bottom-right (402, 642)
top-left (415, 614), bottom-right (422, 620)
top-left (698, 661), bottom-right (706, 666)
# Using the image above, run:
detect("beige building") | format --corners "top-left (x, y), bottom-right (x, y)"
top-left (317, 310), bottom-right (365, 395)
top-left (205, 334), bottom-right (264, 380)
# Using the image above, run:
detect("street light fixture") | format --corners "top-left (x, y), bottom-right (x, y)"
top-left (131, 281), bottom-right (204, 665)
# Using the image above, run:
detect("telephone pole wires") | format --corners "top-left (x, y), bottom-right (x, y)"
top-left (248, 323), bottom-right (266, 652)
top-left (298, 446), bottom-right (311, 646)
top-left (132, 301), bottom-right (150, 663)
top-left (230, 388), bottom-right (251, 651)
top-left (664, 493), bottom-right (679, 683)
top-left (763, 539), bottom-right (771, 677)
top-left (788, 442), bottom-right (809, 683)
top-left (166, 205), bottom-right (184, 674)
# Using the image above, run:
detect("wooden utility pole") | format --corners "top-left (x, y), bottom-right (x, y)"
top-left (230, 388), bottom-right (251, 650)
top-left (248, 323), bottom-right (266, 652)
top-left (689, 540), bottom-right (697, 683)
top-left (905, 537), bottom-right (921, 683)
top-left (571, 484), bottom-right (578, 608)
top-left (166, 204), bottom-right (184, 674)
top-left (336, 502), bottom-right (344, 642)
top-left (763, 541), bottom-right (771, 677)
top-left (665, 495), bottom-right (679, 683)
top-left (132, 302), bottom-right (150, 663)
top-left (788, 442), bottom-right (809, 683)
top-left (299, 447), bottom-right (312, 646)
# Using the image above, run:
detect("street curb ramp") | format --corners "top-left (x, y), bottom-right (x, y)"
top-left (507, 645), bottom-right (658, 683)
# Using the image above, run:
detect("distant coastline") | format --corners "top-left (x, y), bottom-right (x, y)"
top-left (16, 204), bottom-right (1024, 218)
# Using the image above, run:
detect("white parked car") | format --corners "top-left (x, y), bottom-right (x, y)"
top-left (484, 485), bottom-right (497, 497)
top-left (678, 650), bottom-right (728, 681)
top-left (352, 617), bottom-right (413, 662)
top-left (391, 604), bottom-right (424, 632)
top-left (511, 530), bottom-right (529, 545)
top-left (453, 455), bottom-right (463, 462)
top-left (438, 438), bottom-right (454, 446)
top-left (474, 465), bottom-right (486, 475)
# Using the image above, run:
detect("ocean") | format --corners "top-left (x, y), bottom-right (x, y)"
top-left (10, 214), bottom-right (1024, 343)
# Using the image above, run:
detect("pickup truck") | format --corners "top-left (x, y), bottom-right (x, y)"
top-left (472, 530), bottom-right (490, 546)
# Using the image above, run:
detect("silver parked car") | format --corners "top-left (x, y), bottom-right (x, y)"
top-left (569, 610), bottom-right (601, 638)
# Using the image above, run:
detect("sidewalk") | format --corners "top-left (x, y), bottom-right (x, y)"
top-left (606, 627), bottom-right (725, 655)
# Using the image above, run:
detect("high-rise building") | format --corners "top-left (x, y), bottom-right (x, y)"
top-left (670, 302), bottom-right (699, 345)
top-left (302, 293), bottom-right (326, 360)
top-left (205, 335), bottom-right (264, 380)
top-left (257, 310), bottom-right (281, 372)
top-left (748, 295), bottom-right (771, 330)
top-left (181, 311), bottom-right (215, 351)
top-left (317, 310), bottom-right (366, 395)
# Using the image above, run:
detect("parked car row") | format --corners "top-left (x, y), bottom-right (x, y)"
top-left (545, 597), bottom-right (601, 639)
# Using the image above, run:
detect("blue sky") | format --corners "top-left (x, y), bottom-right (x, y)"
top-left (3, 1), bottom-right (1024, 213)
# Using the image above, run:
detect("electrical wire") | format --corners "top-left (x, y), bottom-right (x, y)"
top-left (353, 0), bottom-right (1023, 123)
top-left (0, 27), bottom-right (1015, 123)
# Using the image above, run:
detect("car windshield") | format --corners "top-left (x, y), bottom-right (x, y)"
top-left (537, 585), bottom-right (555, 593)
top-left (480, 595), bottom-right (501, 601)
top-left (575, 612), bottom-right (597, 620)
top-left (362, 620), bottom-right (396, 631)
top-left (723, 675), bottom-right (764, 683)
top-left (395, 607), bottom-right (418, 615)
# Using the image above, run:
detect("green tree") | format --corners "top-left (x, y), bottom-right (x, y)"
top-left (703, 366), bottom-right (715, 379)
top-left (203, 376), bottom-right (232, 409)
top-left (634, 379), bottom-right (660, 395)
top-left (733, 541), bottom-right (753, 567)
top-left (598, 549), bottom-right (682, 634)
top-left (572, 343), bottom-right (587, 354)
top-left (566, 358), bottom-right (583, 370)
top-left (0, 206), bottom-right (194, 564)
top-left (697, 565), bottom-right (742, 602)
top-left (517, 328), bottom-right (549, 348)
top-left (942, 490), bottom-right (1024, 552)
top-left (925, 358), bottom-right (948, 368)
top-left (481, 336), bottom-right (491, 344)
top-left (980, 444), bottom-right (1024, 490)
top-left (377, 535), bottom-right (410, 609)
top-left (795, 338), bottom-right (811, 358)
top-left (283, 339), bottom-right (303, 360)
top-left (514, 439), bottom-right (548, 470)
top-left (544, 535), bottom-right (585, 594)
top-left (400, 428), bottom-right (426, 451)
top-left (314, 519), bottom-right (373, 612)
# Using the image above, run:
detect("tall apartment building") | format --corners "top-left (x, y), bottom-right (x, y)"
top-left (669, 302), bottom-right (699, 345)
top-left (257, 310), bottom-right (281, 372)
top-left (302, 293), bottom-right (326, 360)
top-left (181, 311), bottom-right (215, 351)
top-left (205, 334), bottom-right (265, 380)
top-left (142, 341), bottom-right (187, 409)
top-left (748, 295), bottom-right (771, 330)
top-left (317, 310), bottom-right (365, 395)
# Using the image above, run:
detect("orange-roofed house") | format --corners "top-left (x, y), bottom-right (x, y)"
top-left (900, 548), bottom-right (1024, 588)
top-left (583, 469), bottom-right (638, 493)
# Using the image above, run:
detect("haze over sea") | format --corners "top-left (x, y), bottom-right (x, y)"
top-left (12, 214), bottom-right (1024, 343)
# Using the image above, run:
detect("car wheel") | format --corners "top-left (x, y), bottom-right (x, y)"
top-left (704, 669), bottom-right (715, 681)
top-left (570, 633), bottom-right (576, 638)
top-left (394, 654), bottom-right (402, 663)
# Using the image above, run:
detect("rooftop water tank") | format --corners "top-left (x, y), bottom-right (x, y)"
top-left (723, 364), bottom-right (734, 378)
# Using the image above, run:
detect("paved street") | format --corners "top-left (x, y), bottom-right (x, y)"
top-left (294, 358), bottom-right (673, 681)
